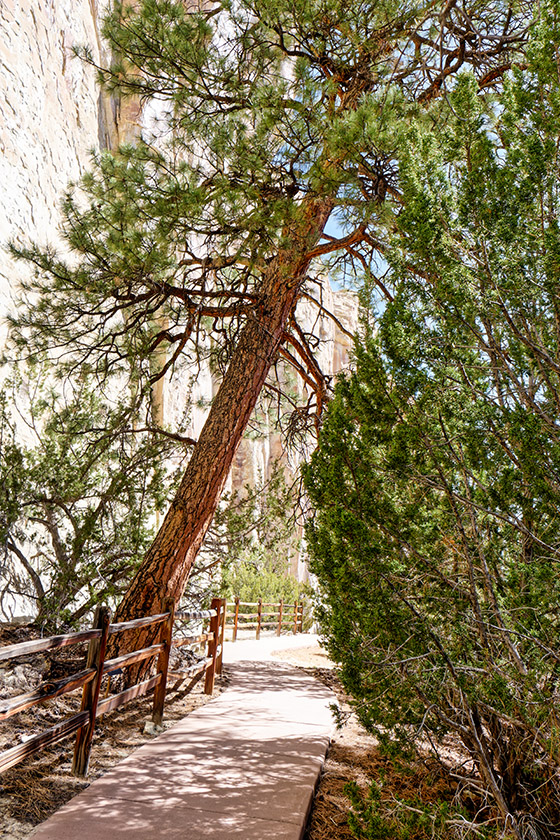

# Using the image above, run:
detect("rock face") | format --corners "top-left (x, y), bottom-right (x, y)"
top-left (0, 0), bottom-right (105, 344)
top-left (0, 1), bottom-right (359, 586)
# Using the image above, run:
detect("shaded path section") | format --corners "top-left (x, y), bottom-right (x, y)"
top-left (30, 636), bottom-right (336, 840)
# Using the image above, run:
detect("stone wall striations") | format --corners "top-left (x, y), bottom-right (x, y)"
top-left (0, 0), bottom-right (111, 344)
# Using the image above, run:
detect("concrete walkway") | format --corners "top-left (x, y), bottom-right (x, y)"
top-left (30, 634), bottom-right (336, 840)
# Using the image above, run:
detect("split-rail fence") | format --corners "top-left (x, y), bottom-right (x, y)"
top-left (0, 597), bottom-right (305, 778)
top-left (0, 597), bottom-right (226, 777)
top-left (226, 598), bottom-right (304, 640)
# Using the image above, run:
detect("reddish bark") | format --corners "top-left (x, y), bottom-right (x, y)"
top-left (112, 197), bottom-right (333, 658)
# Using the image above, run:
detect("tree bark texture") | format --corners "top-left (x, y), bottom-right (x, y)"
top-left (112, 197), bottom-right (333, 659)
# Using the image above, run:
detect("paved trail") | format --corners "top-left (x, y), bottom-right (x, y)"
top-left (30, 634), bottom-right (335, 840)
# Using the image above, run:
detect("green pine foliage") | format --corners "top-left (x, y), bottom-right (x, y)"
top-left (7, 0), bottom-right (528, 394)
top-left (305, 4), bottom-right (560, 837)
top-left (212, 468), bottom-right (300, 570)
top-left (345, 780), bottom-right (453, 840)
top-left (222, 560), bottom-right (309, 607)
top-left (208, 467), bottom-right (310, 609)
top-left (0, 372), bottom-right (182, 629)
top-left (4, 0), bottom-right (528, 630)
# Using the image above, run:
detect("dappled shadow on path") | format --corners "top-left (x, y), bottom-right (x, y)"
top-left (29, 657), bottom-right (336, 840)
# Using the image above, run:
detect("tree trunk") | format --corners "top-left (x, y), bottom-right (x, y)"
top-left (111, 197), bottom-right (333, 661)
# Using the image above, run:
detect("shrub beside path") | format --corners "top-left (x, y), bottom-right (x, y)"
top-left (29, 634), bottom-right (336, 840)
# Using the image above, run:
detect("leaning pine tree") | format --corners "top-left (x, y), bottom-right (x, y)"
top-left (305, 6), bottom-right (560, 837)
top-left (8, 0), bottom-right (528, 649)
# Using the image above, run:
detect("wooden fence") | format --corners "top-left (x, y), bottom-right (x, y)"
top-left (0, 597), bottom-right (227, 777)
top-left (226, 598), bottom-right (304, 641)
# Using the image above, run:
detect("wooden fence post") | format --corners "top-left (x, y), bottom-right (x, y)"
top-left (277, 598), bottom-right (283, 636)
top-left (216, 598), bottom-right (227, 676)
top-left (293, 600), bottom-right (298, 634)
top-left (256, 597), bottom-right (262, 640)
top-left (204, 598), bottom-right (221, 695)
top-left (72, 606), bottom-right (111, 777)
top-left (152, 598), bottom-right (175, 727)
top-left (298, 601), bottom-right (304, 633)
top-left (232, 596), bottom-right (240, 642)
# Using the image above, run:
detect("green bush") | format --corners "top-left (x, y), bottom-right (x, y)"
top-left (345, 781), bottom-right (455, 840)
top-left (305, 8), bottom-right (560, 836)
top-left (221, 556), bottom-right (313, 631)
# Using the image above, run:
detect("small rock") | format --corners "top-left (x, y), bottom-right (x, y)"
top-left (142, 720), bottom-right (163, 736)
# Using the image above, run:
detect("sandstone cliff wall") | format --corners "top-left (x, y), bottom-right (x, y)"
top-left (0, 0), bottom-right (107, 344)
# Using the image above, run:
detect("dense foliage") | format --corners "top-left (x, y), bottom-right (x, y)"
top-left (8, 0), bottom-right (527, 446)
top-left (305, 6), bottom-right (560, 837)
top-left (0, 373), bottom-right (182, 628)
top-left (182, 465), bottom-right (306, 606)
top-left (214, 470), bottom-right (310, 614)
top-left (222, 561), bottom-right (309, 608)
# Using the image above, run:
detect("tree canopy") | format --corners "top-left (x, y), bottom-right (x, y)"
top-left (6, 0), bottom-right (530, 637)
top-left (305, 5), bottom-right (560, 836)
top-left (12, 0), bottom-right (528, 387)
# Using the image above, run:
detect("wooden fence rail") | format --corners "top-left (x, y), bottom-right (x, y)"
top-left (226, 598), bottom-right (304, 641)
top-left (0, 597), bottom-right (226, 777)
